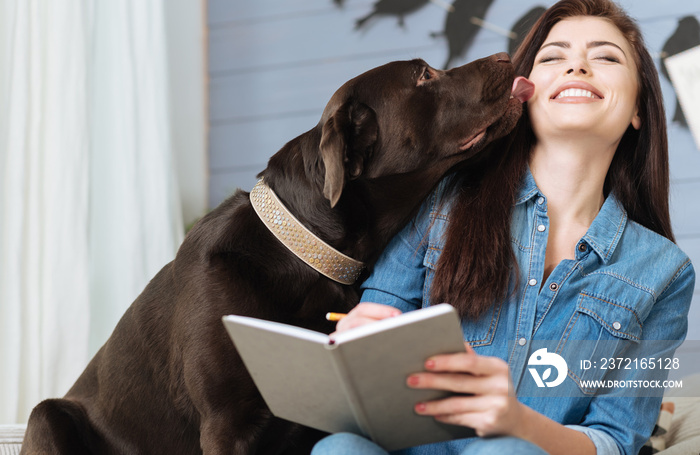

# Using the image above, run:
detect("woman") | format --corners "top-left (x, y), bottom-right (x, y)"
top-left (312, 0), bottom-right (695, 454)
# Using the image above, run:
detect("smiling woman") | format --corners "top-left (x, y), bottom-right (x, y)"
top-left (311, 1), bottom-right (695, 455)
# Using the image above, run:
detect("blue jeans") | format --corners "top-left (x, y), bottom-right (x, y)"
top-left (311, 433), bottom-right (549, 455)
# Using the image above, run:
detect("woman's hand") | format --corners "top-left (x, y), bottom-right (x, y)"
top-left (406, 342), bottom-right (526, 438)
top-left (333, 302), bottom-right (401, 333)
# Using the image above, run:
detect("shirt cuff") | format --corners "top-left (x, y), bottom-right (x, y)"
top-left (565, 425), bottom-right (621, 455)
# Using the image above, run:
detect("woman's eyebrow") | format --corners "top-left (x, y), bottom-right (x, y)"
top-left (588, 40), bottom-right (627, 57)
top-left (539, 41), bottom-right (569, 51)
top-left (538, 40), bottom-right (626, 57)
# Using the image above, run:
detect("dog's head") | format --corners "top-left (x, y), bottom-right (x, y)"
top-left (315, 53), bottom-right (534, 207)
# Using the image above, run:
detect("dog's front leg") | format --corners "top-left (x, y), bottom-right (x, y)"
top-left (183, 340), bottom-right (272, 454)
top-left (200, 413), bottom-right (323, 455)
top-left (199, 412), bottom-right (265, 454)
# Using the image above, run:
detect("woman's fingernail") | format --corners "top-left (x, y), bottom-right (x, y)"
top-left (425, 359), bottom-right (436, 369)
top-left (407, 375), bottom-right (419, 386)
top-left (415, 403), bottom-right (427, 414)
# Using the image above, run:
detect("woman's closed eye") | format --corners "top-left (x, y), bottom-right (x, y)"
top-left (593, 54), bottom-right (621, 63)
top-left (536, 55), bottom-right (564, 64)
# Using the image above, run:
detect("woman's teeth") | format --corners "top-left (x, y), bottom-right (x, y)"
top-left (556, 88), bottom-right (596, 99)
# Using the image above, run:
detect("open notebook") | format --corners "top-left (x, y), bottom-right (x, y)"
top-left (222, 303), bottom-right (475, 450)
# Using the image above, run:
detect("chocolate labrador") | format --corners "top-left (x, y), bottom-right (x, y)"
top-left (21, 53), bottom-right (533, 455)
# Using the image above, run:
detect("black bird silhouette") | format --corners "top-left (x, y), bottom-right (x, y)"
top-left (431, 0), bottom-right (496, 69)
top-left (508, 6), bottom-right (546, 56)
top-left (355, 0), bottom-right (431, 30)
top-left (661, 16), bottom-right (700, 128)
top-left (333, 0), bottom-right (345, 7)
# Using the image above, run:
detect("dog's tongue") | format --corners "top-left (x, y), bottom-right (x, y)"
top-left (512, 76), bottom-right (535, 102)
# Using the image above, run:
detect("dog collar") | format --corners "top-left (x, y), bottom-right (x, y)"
top-left (250, 179), bottom-right (364, 285)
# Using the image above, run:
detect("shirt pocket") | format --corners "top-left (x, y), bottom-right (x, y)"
top-left (423, 246), bottom-right (502, 347)
top-left (558, 291), bottom-right (643, 394)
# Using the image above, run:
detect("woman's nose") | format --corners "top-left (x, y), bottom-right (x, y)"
top-left (566, 59), bottom-right (590, 75)
top-left (567, 67), bottom-right (588, 75)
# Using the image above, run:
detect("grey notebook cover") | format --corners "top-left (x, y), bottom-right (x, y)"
top-left (222, 304), bottom-right (475, 451)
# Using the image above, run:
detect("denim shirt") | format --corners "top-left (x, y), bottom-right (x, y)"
top-left (360, 170), bottom-right (695, 455)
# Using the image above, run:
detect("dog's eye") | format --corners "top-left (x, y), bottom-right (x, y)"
top-left (417, 67), bottom-right (435, 86)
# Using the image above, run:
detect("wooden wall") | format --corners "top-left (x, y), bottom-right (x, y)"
top-left (207, 0), bottom-right (700, 358)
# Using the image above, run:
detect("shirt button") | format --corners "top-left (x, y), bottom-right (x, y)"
top-left (537, 224), bottom-right (546, 232)
top-left (537, 197), bottom-right (545, 205)
top-left (528, 278), bottom-right (537, 286)
top-left (549, 283), bottom-right (558, 291)
top-left (518, 337), bottom-right (527, 346)
top-left (578, 243), bottom-right (587, 252)
top-left (613, 321), bottom-right (622, 330)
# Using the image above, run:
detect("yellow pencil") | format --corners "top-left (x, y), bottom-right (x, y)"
top-left (325, 312), bottom-right (347, 322)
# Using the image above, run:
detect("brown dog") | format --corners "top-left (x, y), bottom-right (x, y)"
top-left (21, 53), bottom-right (533, 455)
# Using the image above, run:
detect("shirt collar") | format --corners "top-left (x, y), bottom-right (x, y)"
top-left (516, 167), bottom-right (628, 264)
top-left (581, 194), bottom-right (627, 263)
top-left (516, 167), bottom-right (540, 205)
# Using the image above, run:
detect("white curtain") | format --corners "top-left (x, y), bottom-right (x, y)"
top-left (0, 0), bottom-right (184, 424)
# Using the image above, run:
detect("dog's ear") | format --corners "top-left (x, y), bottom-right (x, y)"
top-left (319, 100), bottom-right (378, 207)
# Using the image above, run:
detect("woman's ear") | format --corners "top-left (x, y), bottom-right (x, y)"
top-left (631, 108), bottom-right (641, 130)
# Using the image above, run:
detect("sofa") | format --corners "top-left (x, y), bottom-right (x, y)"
top-left (0, 425), bottom-right (24, 455)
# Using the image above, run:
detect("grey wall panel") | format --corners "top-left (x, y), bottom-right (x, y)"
top-left (210, 113), bottom-right (319, 173)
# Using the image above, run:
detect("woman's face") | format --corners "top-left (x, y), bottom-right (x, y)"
top-left (527, 16), bottom-right (641, 145)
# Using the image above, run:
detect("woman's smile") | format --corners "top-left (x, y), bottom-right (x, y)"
top-left (527, 16), bottom-right (642, 140)
top-left (551, 81), bottom-right (603, 102)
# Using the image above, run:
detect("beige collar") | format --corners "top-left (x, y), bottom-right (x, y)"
top-left (250, 179), bottom-right (364, 285)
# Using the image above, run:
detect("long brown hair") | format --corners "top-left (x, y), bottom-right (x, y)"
top-left (432, 0), bottom-right (673, 320)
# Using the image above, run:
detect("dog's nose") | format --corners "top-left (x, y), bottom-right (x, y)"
top-left (493, 52), bottom-right (511, 64)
